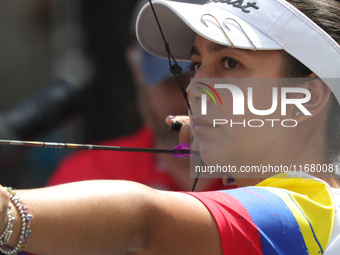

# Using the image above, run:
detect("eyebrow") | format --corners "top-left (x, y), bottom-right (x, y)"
top-left (190, 45), bottom-right (201, 57)
top-left (190, 43), bottom-right (228, 57)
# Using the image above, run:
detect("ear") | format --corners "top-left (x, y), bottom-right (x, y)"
top-left (294, 73), bottom-right (331, 123)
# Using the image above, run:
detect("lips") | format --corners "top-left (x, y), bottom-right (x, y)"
top-left (192, 117), bottom-right (212, 126)
top-left (192, 117), bottom-right (215, 133)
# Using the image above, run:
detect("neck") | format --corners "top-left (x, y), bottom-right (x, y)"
top-left (233, 123), bottom-right (336, 187)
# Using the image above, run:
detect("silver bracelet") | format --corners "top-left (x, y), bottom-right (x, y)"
top-left (0, 187), bottom-right (33, 255)
top-left (0, 203), bottom-right (15, 245)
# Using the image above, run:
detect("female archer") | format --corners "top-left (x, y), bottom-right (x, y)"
top-left (0, 0), bottom-right (339, 254)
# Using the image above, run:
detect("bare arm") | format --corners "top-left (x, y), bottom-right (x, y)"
top-left (2, 181), bottom-right (221, 255)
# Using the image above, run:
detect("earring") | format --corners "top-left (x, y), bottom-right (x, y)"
top-left (295, 111), bottom-right (301, 117)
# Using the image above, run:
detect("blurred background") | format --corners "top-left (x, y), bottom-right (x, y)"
top-left (0, 0), bottom-right (143, 188)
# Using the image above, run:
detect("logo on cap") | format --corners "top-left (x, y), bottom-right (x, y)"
top-left (206, 0), bottom-right (259, 13)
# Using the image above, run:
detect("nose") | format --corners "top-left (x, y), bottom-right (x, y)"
top-left (186, 58), bottom-right (218, 99)
top-left (187, 80), bottom-right (216, 115)
top-left (186, 55), bottom-right (219, 114)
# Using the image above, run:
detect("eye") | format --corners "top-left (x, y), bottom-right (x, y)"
top-left (189, 62), bottom-right (200, 72)
top-left (222, 58), bottom-right (239, 69)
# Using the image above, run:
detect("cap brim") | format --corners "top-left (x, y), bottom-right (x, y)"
top-left (136, 1), bottom-right (282, 61)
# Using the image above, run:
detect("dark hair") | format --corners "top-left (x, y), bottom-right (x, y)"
top-left (281, 0), bottom-right (340, 162)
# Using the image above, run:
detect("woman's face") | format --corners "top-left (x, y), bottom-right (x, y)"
top-left (188, 35), bottom-right (295, 178)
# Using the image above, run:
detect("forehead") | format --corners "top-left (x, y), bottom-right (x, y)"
top-left (190, 35), bottom-right (257, 57)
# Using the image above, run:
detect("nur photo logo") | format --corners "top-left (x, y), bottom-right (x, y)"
top-left (194, 78), bottom-right (313, 128)
top-left (196, 82), bottom-right (223, 115)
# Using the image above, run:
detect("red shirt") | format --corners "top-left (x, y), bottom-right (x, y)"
top-left (48, 126), bottom-right (229, 191)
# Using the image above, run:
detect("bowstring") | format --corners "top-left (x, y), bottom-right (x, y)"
top-left (191, 159), bottom-right (204, 191)
top-left (147, 0), bottom-right (200, 191)
top-left (147, 0), bottom-right (192, 116)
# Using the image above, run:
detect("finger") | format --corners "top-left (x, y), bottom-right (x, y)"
top-left (178, 120), bottom-right (191, 145)
top-left (165, 115), bottom-right (189, 127)
top-left (165, 115), bottom-right (194, 145)
top-left (169, 121), bottom-right (184, 133)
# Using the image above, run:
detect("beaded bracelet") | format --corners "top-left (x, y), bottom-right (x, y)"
top-left (0, 187), bottom-right (33, 255)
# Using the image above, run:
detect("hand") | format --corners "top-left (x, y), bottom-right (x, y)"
top-left (0, 186), bottom-right (9, 235)
top-left (166, 115), bottom-right (200, 152)
top-left (166, 115), bottom-right (191, 144)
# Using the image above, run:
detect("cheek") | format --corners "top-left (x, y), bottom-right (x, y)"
top-left (246, 86), bottom-right (282, 118)
top-left (255, 51), bottom-right (283, 78)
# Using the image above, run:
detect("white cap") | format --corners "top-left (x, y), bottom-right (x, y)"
top-left (136, 0), bottom-right (340, 100)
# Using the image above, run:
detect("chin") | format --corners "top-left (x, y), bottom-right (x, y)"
top-left (199, 143), bottom-right (228, 166)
